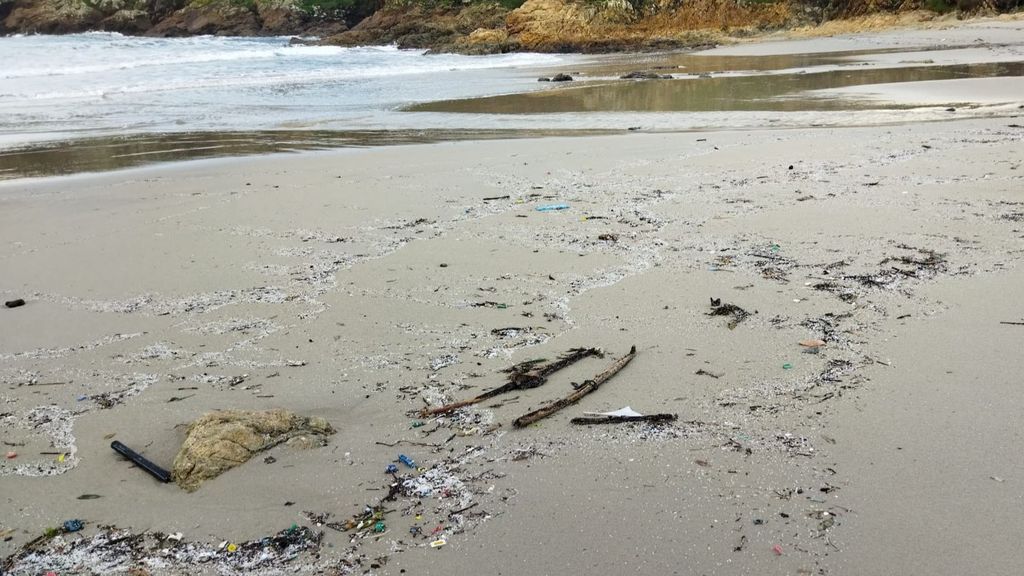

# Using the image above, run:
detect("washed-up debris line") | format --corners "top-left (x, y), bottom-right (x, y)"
top-left (5, 449), bottom-right (490, 573)
top-left (313, 447), bottom-right (491, 553)
top-left (800, 313), bottom-right (852, 346)
top-left (3, 524), bottom-right (323, 575)
top-left (747, 247), bottom-right (797, 283)
top-left (845, 246), bottom-right (948, 290)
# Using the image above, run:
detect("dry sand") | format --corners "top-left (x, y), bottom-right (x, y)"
top-left (2, 20), bottom-right (1024, 576)
top-left (704, 13), bottom-right (1024, 56)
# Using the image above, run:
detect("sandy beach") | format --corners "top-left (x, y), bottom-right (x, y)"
top-left (2, 18), bottom-right (1024, 576)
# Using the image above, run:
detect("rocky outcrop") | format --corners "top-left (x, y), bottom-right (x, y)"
top-left (323, 1), bottom-right (510, 51)
top-left (2, 0), bottom-right (106, 33)
top-left (147, 2), bottom-right (261, 35)
top-left (621, 70), bottom-right (673, 79)
top-left (1, 0), bottom-right (1014, 50)
top-left (0, 0), bottom-right (350, 36)
top-left (322, 0), bottom-right (795, 53)
top-left (498, 0), bottom-right (793, 52)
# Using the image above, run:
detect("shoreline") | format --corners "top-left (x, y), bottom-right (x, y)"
top-left (3, 15), bottom-right (1023, 182)
top-left (2, 18), bottom-right (1024, 576)
top-left (3, 101), bottom-right (1022, 183)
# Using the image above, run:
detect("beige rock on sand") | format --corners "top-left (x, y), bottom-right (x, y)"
top-left (172, 409), bottom-right (334, 492)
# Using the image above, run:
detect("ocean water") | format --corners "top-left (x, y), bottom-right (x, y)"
top-left (2, 33), bottom-right (1021, 179)
top-left (0, 32), bottom-right (577, 147)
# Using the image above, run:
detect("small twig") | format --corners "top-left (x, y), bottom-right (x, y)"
top-left (449, 503), bottom-right (479, 517)
top-left (746, 253), bottom-right (790, 261)
top-left (374, 440), bottom-right (441, 449)
top-left (166, 394), bottom-right (195, 403)
top-left (1000, 321), bottom-right (1024, 326)
top-left (486, 395), bottom-right (520, 409)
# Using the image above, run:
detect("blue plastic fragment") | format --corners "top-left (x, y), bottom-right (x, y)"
top-left (385, 463), bottom-right (398, 474)
top-left (398, 454), bottom-right (415, 468)
top-left (63, 519), bottom-right (84, 533)
top-left (536, 204), bottom-right (570, 212)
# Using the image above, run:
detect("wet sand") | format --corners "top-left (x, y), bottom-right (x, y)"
top-left (2, 18), bottom-right (1024, 576)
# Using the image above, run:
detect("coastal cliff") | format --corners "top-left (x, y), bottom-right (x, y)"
top-left (326, 0), bottom-right (793, 53)
top-left (322, 0), bottom-right (1020, 53)
top-left (1, 0), bottom-right (1018, 50)
top-left (0, 0), bottom-right (361, 35)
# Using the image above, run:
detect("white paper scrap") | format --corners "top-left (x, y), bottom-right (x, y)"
top-left (583, 406), bottom-right (644, 418)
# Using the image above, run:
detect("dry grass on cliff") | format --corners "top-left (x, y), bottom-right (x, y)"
top-left (784, 9), bottom-right (1022, 38)
top-left (508, 0), bottom-right (795, 51)
top-left (789, 9), bottom-right (947, 36)
top-left (640, 0), bottom-right (793, 34)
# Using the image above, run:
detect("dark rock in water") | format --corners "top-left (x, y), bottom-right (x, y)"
top-left (551, 73), bottom-right (573, 82)
top-left (620, 70), bottom-right (671, 80)
top-left (538, 77), bottom-right (551, 82)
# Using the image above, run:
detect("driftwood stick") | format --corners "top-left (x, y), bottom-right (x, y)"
top-left (570, 413), bottom-right (676, 425)
top-left (528, 347), bottom-right (604, 378)
top-left (421, 347), bottom-right (602, 417)
top-left (513, 345), bottom-right (636, 428)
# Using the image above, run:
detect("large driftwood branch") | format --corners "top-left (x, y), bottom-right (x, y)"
top-left (421, 347), bottom-right (603, 417)
top-left (570, 413), bottom-right (676, 425)
top-left (513, 345), bottom-right (637, 428)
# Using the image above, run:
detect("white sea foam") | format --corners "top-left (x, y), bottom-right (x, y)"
top-left (0, 34), bottom-right (575, 143)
